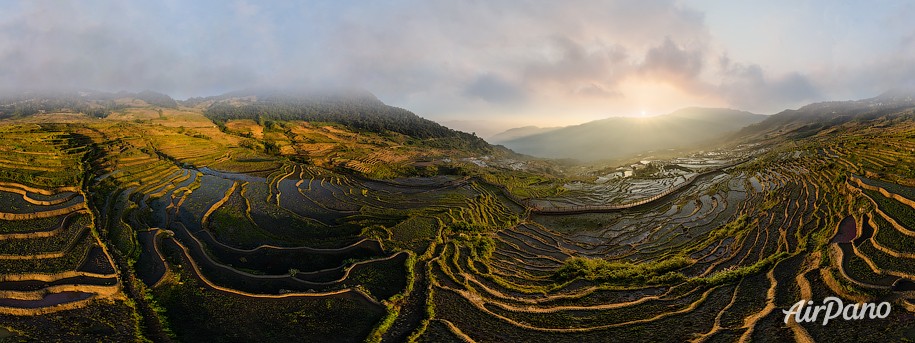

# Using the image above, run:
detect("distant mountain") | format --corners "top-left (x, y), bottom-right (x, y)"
top-left (738, 90), bottom-right (915, 139)
top-left (0, 90), bottom-right (177, 119)
top-left (490, 126), bottom-right (561, 143)
top-left (436, 120), bottom-right (515, 140)
top-left (134, 90), bottom-right (178, 109)
top-left (199, 89), bottom-right (493, 153)
top-left (499, 107), bottom-right (766, 161)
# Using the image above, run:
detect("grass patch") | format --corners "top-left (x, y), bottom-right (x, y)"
top-left (554, 255), bottom-right (691, 285)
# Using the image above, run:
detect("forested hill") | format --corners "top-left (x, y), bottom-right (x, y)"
top-left (198, 89), bottom-right (492, 152)
top-left (0, 90), bottom-right (178, 119)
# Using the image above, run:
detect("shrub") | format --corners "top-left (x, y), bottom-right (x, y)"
top-left (709, 214), bottom-right (753, 240)
top-left (554, 255), bottom-right (691, 285)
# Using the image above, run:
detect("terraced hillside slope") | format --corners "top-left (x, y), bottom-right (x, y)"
top-left (1, 91), bottom-right (915, 342)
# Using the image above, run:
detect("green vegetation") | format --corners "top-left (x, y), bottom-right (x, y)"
top-left (2, 91), bottom-right (915, 342)
top-left (708, 214), bottom-right (754, 240)
top-left (555, 255), bottom-right (690, 285)
top-left (862, 188), bottom-right (915, 231)
top-left (699, 251), bottom-right (789, 285)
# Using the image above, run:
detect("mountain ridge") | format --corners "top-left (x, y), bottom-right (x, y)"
top-left (496, 107), bottom-right (766, 161)
top-left (737, 90), bottom-right (915, 140)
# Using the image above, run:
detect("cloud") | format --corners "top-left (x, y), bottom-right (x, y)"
top-left (232, 0), bottom-right (259, 18)
top-left (522, 36), bottom-right (630, 98)
top-left (0, 1), bottom-right (712, 107)
top-left (716, 56), bottom-right (820, 112)
top-left (640, 37), bottom-right (704, 84)
top-left (0, 1), bottom-right (912, 124)
top-left (574, 83), bottom-right (623, 98)
top-left (285, 1), bottom-right (714, 113)
top-left (463, 74), bottom-right (525, 104)
top-left (0, 2), bottom-right (263, 97)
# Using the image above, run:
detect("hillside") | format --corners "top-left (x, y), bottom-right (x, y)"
top-left (499, 107), bottom-right (766, 161)
top-left (738, 90), bottom-right (915, 140)
top-left (490, 125), bottom-right (561, 143)
top-left (198, 89), bottom-right (491, 153)
top-left (0, 90), bottom-right (177, 119)
top-left (0, 89), bottom-right (502, 179)
top-left (3, 92), bottom-right (915, 342)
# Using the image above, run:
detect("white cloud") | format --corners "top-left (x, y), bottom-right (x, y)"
top-left (0, 0), bottom-right (913, 123)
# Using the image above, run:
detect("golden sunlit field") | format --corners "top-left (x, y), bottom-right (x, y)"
top-left (6, 1), bottom-right (915, 342)
top-left (0, 91), bottom-right (914, 343)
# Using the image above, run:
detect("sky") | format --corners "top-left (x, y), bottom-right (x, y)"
top-left (2, 1), bottom-right (915, 134)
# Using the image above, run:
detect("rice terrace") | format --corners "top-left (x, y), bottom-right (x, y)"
top-left (4, 1), bottom-right (915, 343)
top-left (0, 88), bottom-right (913, 342)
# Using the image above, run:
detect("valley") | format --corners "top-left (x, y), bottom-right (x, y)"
top-left (0, 91), bottom-right (915, 342)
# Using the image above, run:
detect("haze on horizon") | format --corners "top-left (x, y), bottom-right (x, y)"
top-left (2, 1), bottom-right (915, 133)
